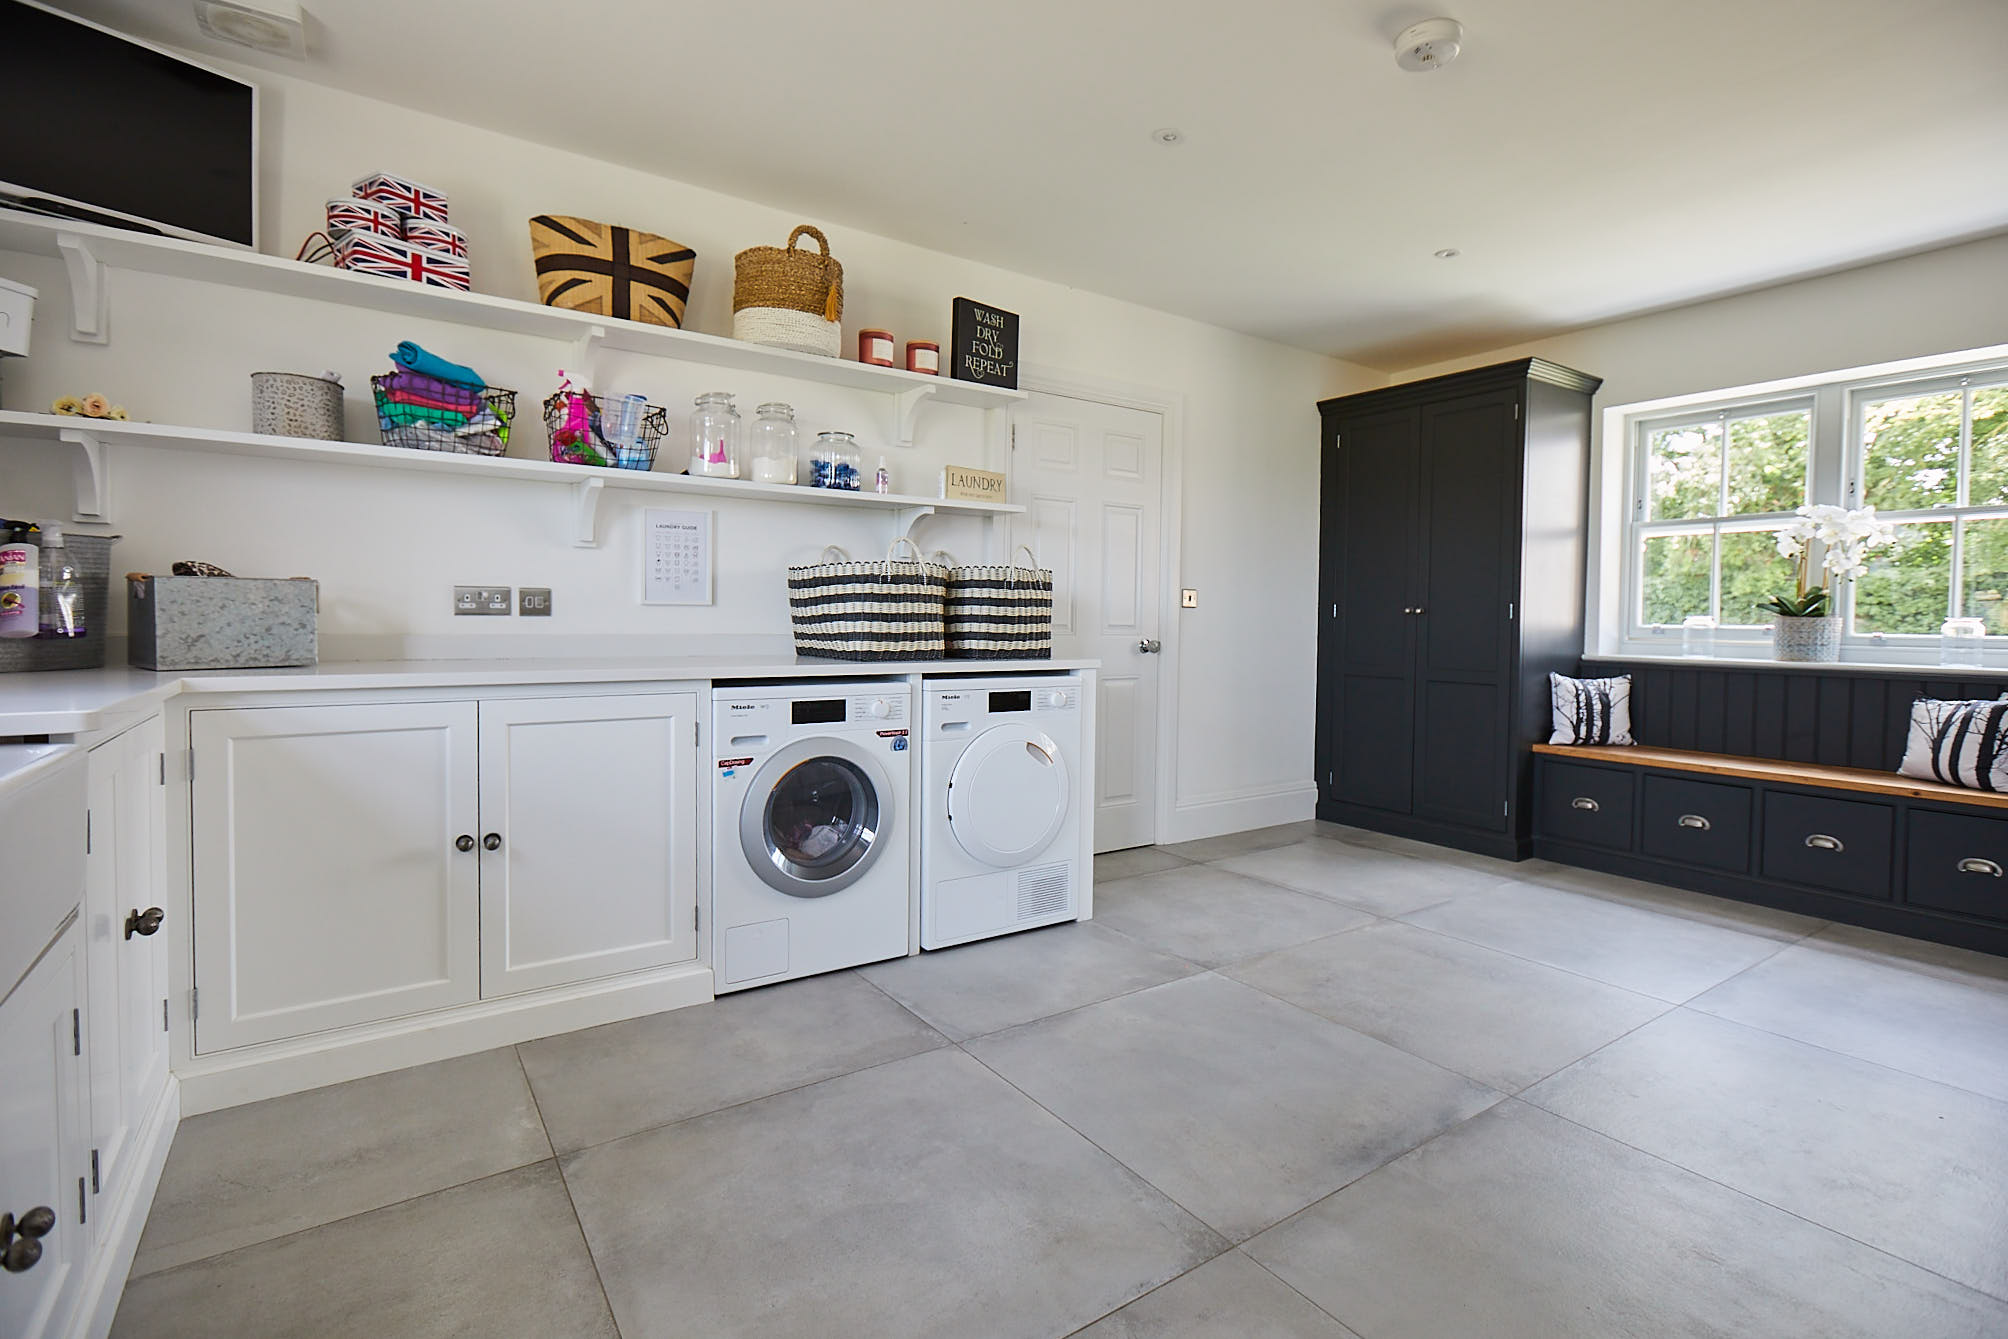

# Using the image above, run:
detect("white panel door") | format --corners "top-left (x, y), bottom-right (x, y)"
top-left (1010, 392), bottom-right (1164, 851)
top-left (0, 920), bottom-right (88, 1339)
top-left (477, 693), bottom-right (699, 997)
top-left (191, 702), bottom-right (480, 1052)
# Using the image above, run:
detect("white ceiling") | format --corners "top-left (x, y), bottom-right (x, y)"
top-left (57, 0), bottom-right (2008, 370)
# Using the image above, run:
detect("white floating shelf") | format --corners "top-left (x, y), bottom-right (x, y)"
top-left (0, 411), bottom-right (1021, 547)
top-left (0, 208), bottom-right (1025, 445)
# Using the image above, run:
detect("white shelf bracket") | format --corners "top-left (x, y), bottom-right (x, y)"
top-left (58, 234), bottom-right (108, 345)
top-left (889, 386), bottom-right (938, 449)
top-left (568, 324), bottom-right (608, 379)
top-left (59, 429), bottom-right (111, 522)
top-left (892, 504), bottom-right (936, 540)
top-left (570, 476), bottom-right (605, 548)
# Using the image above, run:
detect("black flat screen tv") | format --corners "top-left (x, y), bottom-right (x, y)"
top-left (0, 0), bottom-right (258, 247)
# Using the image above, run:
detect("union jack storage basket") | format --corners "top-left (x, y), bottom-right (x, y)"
top-left (939, 545), bottom-right (1054, 659)
top-left (787, 538), bottom-right (947, 662)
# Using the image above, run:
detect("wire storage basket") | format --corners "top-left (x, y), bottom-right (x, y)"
top-left (541, 392), bottom-right (669, 470)
top-left (370, 373), bottom-right (515, 456)
top-left (787, 538), bottom-right (947, 661)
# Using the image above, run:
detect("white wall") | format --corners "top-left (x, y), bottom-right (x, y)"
top-left (0, 63), bottom-right (1377, 841)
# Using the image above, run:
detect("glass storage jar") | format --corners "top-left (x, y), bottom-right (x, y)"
top-left (811, 431), bottom-right (861, 491)
top-left (688, 391), bottom-right (740, 478)
top-left (1941, 617), bottom-right (1987, 668)
top-left (749, 402), bottom-right (799, 485)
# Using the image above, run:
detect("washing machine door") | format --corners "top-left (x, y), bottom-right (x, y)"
top-left (741, 737), bottom-right (895, 898)
top-left (947, 726), bottom-right (1070, 868)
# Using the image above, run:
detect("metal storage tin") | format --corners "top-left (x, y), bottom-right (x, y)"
top-left (127, 575), bottom-right (318, 670)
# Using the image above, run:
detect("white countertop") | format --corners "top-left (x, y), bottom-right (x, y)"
top-left (0, 656), bottom-right (1099, 734)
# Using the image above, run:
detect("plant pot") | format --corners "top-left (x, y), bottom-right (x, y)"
top-left (1772, 614), bottom-right (1840, 663)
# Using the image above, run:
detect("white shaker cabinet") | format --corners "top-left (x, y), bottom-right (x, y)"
top-left (477, 693), bottom-right (699, 996)
top-left (190, 702), bottom-right (482, 1052)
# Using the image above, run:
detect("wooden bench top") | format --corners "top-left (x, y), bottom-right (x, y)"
top-left (1532, 742), bottom-right (2008, 812)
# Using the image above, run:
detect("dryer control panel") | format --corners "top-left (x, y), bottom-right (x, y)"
top-left (925, 678), bottom-right (1082, 736)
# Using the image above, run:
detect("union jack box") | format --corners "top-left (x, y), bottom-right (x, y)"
top-left (401, 219), bottom-right (467, 259)
top-left (351, 172), bottom-right (448, 224)
top-left (337, 230), bottom-right (471, 290)
top-left (326, 196), bottom-right (401, 239)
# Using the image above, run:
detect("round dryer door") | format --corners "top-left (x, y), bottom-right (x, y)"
top-left (947, 727), bottom-right (1070, 867)
top-left (741, 738), bottom-right (894, 899)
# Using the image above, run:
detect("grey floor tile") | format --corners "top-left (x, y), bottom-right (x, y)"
top-left (968, 973), bottom-right (1499, 1241)
top-left (1093, 864), bottom-right (1374, 968)
top-left (1516, 860), bottom-right (1826, 942)
top-left (1245, 1100), bottom-right (2008, 1339)
top-left (1219, 839), bottom-right (1509, 917)
top-left (1402, 878), bottom-right (1785, 1002)
top-left (1229, 920), bottom-right (1669, 1091)
top-left (859, 921), bottom-right (1200, 1041)
top-left (1096, 845), bottom-right (1191, 881)
top-left (1161, 822), bottom-right (1317, 863)
top-left (518, 970), bottom-right (946, 1152)
top-left (1314, 823), bottom-right (1527, 876)
top-left (1689, 924), bottom-right (2008, 1102)
top-left (131, 1047), bottom-right (550, 1277)
top-left (1524, 1009), bottom-right (2008, 1299)
top-left (562, 1047), bottom-right (1221, 1339)
top-left (112, 1162), bottom-right (615, 1339)
top-left (1072, 1250), bottom-right (1361, 1339)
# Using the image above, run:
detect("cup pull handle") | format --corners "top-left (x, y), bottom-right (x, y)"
top-left (1804, 834), bottom-right (1843, 852)
top-left (1570, 797), bottom-right (1599, 811)
top-left (1958, 858), bottom-right (2004, 877)
top-left (1678, 814), bottom-right (1711, 831)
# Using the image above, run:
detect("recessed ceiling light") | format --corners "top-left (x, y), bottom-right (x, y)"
top-left (1434, 248), bottom-right (1461, 259)
top-left (1395, 18), bottom-right (1463, 73)
top-left (1150, 128), bottom-right (1185, 147)
top-left (193, 0), bottom-right (307, 58)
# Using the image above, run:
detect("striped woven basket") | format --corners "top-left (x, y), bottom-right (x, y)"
top-left (938, 545), bottom-right (1055, 660)
top-left (787, 538), bottom-right (947, 661)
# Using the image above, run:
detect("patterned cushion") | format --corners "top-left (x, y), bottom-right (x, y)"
top-left (1898, 697), bottom-right (2008, 791)
top-left (1550, 673), bottom-right (1634, 746)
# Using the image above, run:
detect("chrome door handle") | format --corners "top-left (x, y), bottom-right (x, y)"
top-left (1958, 858), bottom-right (2003, 877)
top-left (1804, 834), bottom-right (1843, 853)
top-left (482, 832), bottom-right (503, 851)
top-left (124, 906), bottom-right (164, 939)
top-left (455, 834), bottom-right (475, 852)
top-left (1136, 639), bottom-right (1161, 654)
top-left (1, 1207), bottom-right (55, 1274)
top-left (1677, 814), bottom-right (1711, 831)
top-left (1570, 797), bottom-right (1599, 811)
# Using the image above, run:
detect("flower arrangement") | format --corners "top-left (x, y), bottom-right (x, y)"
top-left (1763, 504), bottom-right (1896, 618)
top-left (50, 394), bottom-right (128, 420)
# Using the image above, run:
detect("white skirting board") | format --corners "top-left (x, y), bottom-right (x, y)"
top-left (1164, 780), bottom-right (1318, 845)
top-left (75, 1078), bottom-right (179, 1339)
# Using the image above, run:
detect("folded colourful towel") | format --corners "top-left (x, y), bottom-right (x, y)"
top-left (386, 403), bottom-right (474, 427)
top-left (386, 387), bottom-right (482, 413)
top-left (390, 341), bottom-right (483, 387)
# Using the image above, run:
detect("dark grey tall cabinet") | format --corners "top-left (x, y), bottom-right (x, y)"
top-left (1316, 358), bottom-right (1602, 859)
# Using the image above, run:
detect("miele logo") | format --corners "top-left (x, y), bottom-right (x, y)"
top-left (727, 703), bottom-right (760, 712)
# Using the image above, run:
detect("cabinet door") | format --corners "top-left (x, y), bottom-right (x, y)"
top-left (1327, 408), bottom-right (1421, 814)
top-left (191, 702), bottom-right (480, 1052)
top-left (0, 920), bottom-right (89, 1339)
top-left (1413, 391), bottom-right (1519, 831)
top-left (477, 693), bottom-right (699, 997)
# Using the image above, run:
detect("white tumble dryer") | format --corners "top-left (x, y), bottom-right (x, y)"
top-left (921, 674), bottom-right (1086, 949)
top-left (711, 681), bottom-right (914, 991)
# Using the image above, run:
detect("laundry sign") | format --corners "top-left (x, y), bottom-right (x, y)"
top-left (941, 465), bottom-right (1007, 503)
top-left (951, 297), bottom-right (1019, 388)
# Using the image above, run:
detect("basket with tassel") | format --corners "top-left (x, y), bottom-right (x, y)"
top-left (732, 225), bottom-right (844, 357)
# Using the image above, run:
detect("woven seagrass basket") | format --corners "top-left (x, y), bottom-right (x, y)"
top-left (933, 545), bottom-right (1055, 660)
top-left (733, 225), bottom-right (844, 356)
top-left (529, 215), bottom-right (696, 328)
top-left (787, 538), bottom-right (947, 661)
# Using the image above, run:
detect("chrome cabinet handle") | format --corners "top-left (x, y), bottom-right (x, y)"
top-left (124, 906), bottom-right (164, 939)
top-left (1677, 814), bottom-right (1711, 831)
top-left (1570, 797), bottom-right (1599, 811)
top-left (455, 834), bottom-right (475, 853)
top-left (1958, 858), bottom-right (2004, 877)
top-left (1804, 834), bottom-right (1843, 853)
top-left (482, 833), bottom-right (503, 852)
top-left (1136, 639), bottom-right (1161, 654)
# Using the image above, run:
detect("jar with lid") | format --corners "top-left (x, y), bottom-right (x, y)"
top-left (688, 391), bottom-right (741, 478)
top-left (811, 431), bottom-right (861, 491)
top-left (1941, 617), bottom-right (1987, 668)
top-left (748, 402), bottom-right (799, 484)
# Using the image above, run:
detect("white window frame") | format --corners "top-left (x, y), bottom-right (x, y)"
top-left (1596, 342), bottom-right (2008, 670)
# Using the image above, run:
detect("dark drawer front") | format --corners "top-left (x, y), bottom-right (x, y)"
top-left (1761, 792), bottom-right (1894, 900)
top-left (1641, 774), bottom-right (1752, 872)
top-left (1906, 810), bottom-right (2008, 923)
top-left (1540, 761), bottom-right (1634, 850)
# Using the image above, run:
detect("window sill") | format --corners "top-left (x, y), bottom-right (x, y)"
top-left (1588, 651), bottom-right (2008, 678)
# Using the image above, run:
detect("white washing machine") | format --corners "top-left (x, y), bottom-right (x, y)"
top-left (712, 681), bottom-right (914, 991)
top-left (921, 674), bottom-right (1085, 949)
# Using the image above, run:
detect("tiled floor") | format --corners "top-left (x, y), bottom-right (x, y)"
top-left (113, 822), bottom-right (2008, 1338)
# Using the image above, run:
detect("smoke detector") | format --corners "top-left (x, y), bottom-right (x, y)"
top-left (194, 0), bottom-right (307, 58)
top-left (1394, 18), bottom-right (1463, 73)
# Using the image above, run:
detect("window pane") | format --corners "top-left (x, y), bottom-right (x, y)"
top-left (1963, 516), bottom-right (2008, 635)
top-left (1969, 386), bottom-right (2008, 508)
top-left (1861, 391), bottom-right (1961, 511)
top-left (1647, 422), bottom-right (1721, 521)
top-left (1719, 530), bottom-right (1795, 626)
top-left (1725, 411), bottom-right (1808, 515)
top-left (1641, 533), bottom-right (1712, 625)
top-left (1852, 521), bottom-right (1952, 635)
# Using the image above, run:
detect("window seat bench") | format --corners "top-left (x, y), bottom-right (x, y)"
top-left (1530, 742), bottom-right (2008, 958)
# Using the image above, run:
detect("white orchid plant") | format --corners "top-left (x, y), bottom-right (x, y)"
top-left (1764, 504), bottom-right (1897, 619)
